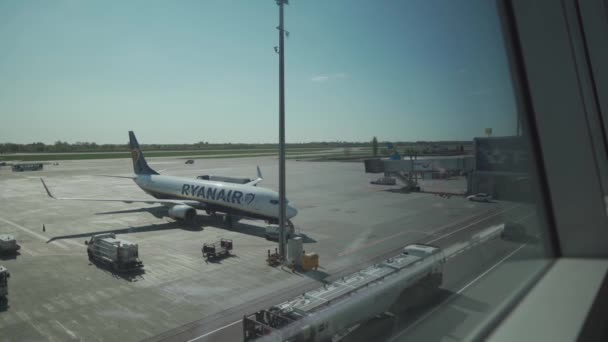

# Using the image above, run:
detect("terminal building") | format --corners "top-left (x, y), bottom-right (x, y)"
top-left (467, 136), bottom-right (531, 202)
top-left (11, 163), bottom-right (43, 172)
top-left (364, 136), bottom-right (530, 201)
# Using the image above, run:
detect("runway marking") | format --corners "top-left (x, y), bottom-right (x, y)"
top-left (338, 204), bottom-right (520, 257)
top-left (186, 319), bottom-right (241, 342)
top-left (388, 243), bottom-right (528, 342)
top-left (18, 244), bottom-right (38, 256)
top-left (54, 320), bottom-right (79, 341)
top-left (28, 320), bottom-right (57, 342)
top-left (0, 216), bottom-right (69, 249)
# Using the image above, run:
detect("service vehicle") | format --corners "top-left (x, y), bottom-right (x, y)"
top-left (12, 163), bottom-right (43, 172)
top-left (85, 233), bottom-right (143, 272)
top-left (370, 176), bottom-right (397, 185)
top-left (185, 159), bottom-right (194, 164)
top-left (0, 266), bottom-right (9, 302)
top-left (466, 192), bottom-right (492, 202)
top-left (202, 238), bottom-right (233, 259)
top-left (501, 221), bottom-right (527, 241)
top-left (0, 235), bottom-right (20, 255)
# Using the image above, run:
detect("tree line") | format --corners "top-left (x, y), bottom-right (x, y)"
top-left (0, 139), bottom-right (472, 154)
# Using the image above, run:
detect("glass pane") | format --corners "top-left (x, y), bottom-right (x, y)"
top-left (0, 1), bottom-right (551, 341)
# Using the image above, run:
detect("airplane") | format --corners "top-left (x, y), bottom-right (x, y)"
top-left (41, 131), bottom-right (298, 227)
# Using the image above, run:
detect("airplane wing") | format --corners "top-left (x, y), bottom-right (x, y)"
top-left (40, 178), bottom-right (201, 207)
top-left (95, 175), bottom-right (137, 179)
top-left (245, 166), bottom-right (263, 186)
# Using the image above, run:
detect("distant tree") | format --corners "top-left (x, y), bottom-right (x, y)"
top-left (372, 136), bottom-right (378, 156)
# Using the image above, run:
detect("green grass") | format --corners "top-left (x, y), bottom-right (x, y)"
top-left (0, 148), bottom-right (337, 162)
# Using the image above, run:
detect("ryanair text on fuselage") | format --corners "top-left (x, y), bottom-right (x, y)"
top-left (181, 184), bottom-right (255, 205)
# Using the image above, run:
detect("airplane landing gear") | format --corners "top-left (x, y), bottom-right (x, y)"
top-left (224, 214), bottom-right (234, 228)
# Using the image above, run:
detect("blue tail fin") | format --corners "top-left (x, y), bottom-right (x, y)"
top-left (129, 131), bottom-right (158, 175)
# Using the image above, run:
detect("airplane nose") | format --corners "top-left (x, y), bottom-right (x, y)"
top-left (287, 204), bottom-right (298, 219)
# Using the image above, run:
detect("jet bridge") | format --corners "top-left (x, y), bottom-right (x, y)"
top-left (365, 156), bottom-right (474, 189)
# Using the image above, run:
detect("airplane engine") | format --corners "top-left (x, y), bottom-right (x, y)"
top-left (168, 205), bottom-right (197, 222)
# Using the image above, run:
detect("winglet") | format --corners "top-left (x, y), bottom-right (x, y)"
top-left (40, 178), bottom-right (56, 199)
top-left (245, 166), bottom-right (264, 186)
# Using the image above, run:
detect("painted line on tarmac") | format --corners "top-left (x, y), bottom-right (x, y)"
top-left (388, 242), bottom-right (528, 342)
top-left (54, 320), bottom-right (79, 341)
top-left (426, 204), bottom-right (521, 244)
top-left (187, 209), bottom-right (530, 342)
top-left (337, 211), bottom-right (493, 257)
top-left (17, 245), bottom-right (38, 256)
top-left (338, 204), bottom-right (520, 257)
top-left (0, 216), bottom-right (69, 249)
top-left (186, 320), bottom-right (241, 342)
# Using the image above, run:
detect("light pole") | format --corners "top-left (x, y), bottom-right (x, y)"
top-left (276, 0), bottom-right (288, 260)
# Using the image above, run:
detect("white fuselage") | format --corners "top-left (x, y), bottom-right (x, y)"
top-left (133, 174), bottom-right (297, 221)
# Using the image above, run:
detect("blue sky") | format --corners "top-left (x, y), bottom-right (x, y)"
top-left (0, 0), bottom-right (517, 144)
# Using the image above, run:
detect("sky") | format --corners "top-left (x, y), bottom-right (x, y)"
top-left (0, 0), bottom-right (518, 144)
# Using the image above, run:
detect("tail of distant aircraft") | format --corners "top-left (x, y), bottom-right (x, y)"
top-left (129, 131), bottom-right (159, 175)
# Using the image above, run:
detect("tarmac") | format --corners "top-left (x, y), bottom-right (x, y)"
top-left (0, 156), bottom-right (542, 341)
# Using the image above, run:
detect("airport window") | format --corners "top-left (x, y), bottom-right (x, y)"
top-left (7, 0), bottom-right (608, 341)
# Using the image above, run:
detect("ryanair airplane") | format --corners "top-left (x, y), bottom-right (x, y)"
top-left (41, 131), bottom-right (298, 227)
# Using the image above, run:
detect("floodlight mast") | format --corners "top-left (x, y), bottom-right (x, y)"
top-left (276, 0), bottom-right (289, 260)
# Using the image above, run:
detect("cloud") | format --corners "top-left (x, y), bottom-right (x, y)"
top-left (310, 72), bottom-right (348, 82)
top-left (311, 75), bottom-right (330, 82)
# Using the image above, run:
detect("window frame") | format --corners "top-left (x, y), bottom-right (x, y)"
top-left (472, 0), bottom-right (608, 339)
top-left (500, 0), bottom-right (608, 259)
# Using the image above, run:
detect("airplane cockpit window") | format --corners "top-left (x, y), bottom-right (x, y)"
top-left (270, 200), bottom-right (279, 205)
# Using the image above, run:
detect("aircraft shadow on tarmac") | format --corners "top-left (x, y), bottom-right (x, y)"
top-left (50, 208), bottom-right (316, 243)
top-left (95, 206), bottom-right (167, 219)
top-left (46, 221), bottom-right (188, 244)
